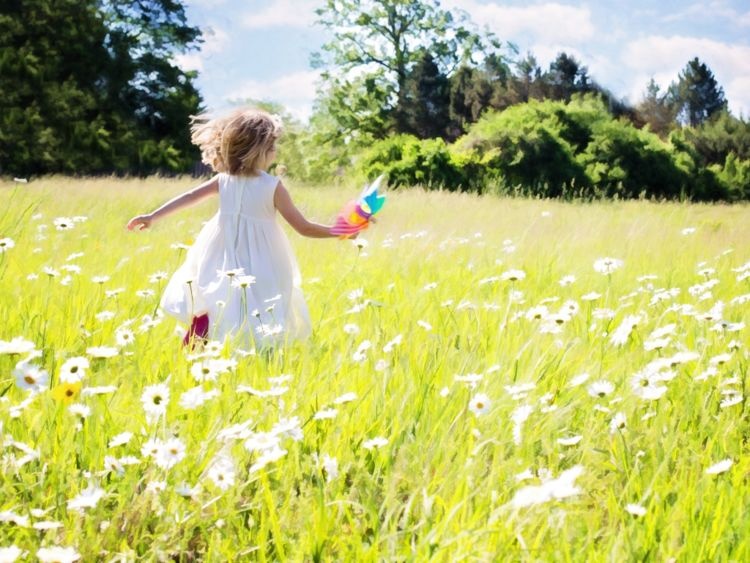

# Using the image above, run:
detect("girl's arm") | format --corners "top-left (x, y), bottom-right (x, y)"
top-left (126, 176), bottom-right (219, 231)
top-left (274, 181), bottom-right (337, 239)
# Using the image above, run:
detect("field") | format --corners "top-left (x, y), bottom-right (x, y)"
top-left (1, 177), bottom-right (749, 561)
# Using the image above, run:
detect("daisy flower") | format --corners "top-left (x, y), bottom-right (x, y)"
top-left (154, 438), bottom-right (186, 469)
top-left (141, 383), bottom-right (170, 420)
top-left (59, 357), bottom-right (90, 383)
top-left (593, 257), bottom-right (623, 275)
top-left (468, 393), bottom-right (491, 416)
top-left (13, 363), bottom-right (49, 393)
top-left (36, 547), bottom-right (80, 563)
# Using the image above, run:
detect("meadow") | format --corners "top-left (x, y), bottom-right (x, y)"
top-left (1, 177), bottom-right (749, 561)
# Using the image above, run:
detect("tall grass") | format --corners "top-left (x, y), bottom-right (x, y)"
top-left (0, 177), bottom-right (748, 560)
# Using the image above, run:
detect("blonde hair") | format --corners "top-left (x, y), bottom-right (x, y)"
top-left (190, 108), bottom-right (282, 175)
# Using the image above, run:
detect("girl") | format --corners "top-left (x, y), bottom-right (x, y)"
top-left (126, 108), bottom-right (339, 347)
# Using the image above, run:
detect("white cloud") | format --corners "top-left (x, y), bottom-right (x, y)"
top-left (172, 26), bottom-right (229, 73)
top-left (622, 35), bottom-right (750, 115)
top-left (443, 0), bottom-right (595, 43)
top-left (241, 0), bottom-right (318, 29)
top-left (225, 70), bottom-right (322, 121)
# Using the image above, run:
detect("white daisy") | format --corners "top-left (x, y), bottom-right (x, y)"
top-left (67, 485), bottom-right (104, 511)
top-left (13, 363), bottom-right (49, 392)
top-left (141, 383), bottom-right (170, 420)
top-left (154, 438), bottom-right (186, 469)
top-left (36, 546), bottom-right (80, 563)
top-left (58, 357), bottom-right (90, 383)
top-left (362, 436), bottom-right (388, 450)
top-left (468, 393), bottom-right (491, 416)
top-left (706, 458), bottom-right (733, 475)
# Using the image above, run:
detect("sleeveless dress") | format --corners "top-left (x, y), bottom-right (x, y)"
top-left (160, 172), bottom-right (311, 346)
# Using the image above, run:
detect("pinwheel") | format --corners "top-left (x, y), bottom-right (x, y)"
top-left (330, 175), bottom-right (386, 237)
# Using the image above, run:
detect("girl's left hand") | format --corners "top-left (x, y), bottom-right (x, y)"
top-left (126, 214), bottom-right (153, 231)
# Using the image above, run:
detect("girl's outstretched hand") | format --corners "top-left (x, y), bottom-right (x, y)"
top-left (126, 214), bottom-right (153, 231)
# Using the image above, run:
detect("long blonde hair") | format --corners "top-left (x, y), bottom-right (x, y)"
top-left (190, 108), bottom-right (282, 175)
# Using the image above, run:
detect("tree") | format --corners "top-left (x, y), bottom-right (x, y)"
top-left (313, 0), bottom-right (501, 135)
top-left (400, 51), bottom-right (451, 139)
top-left (669, 57), bottom-right (727, 127)
top-left (0, 0), bottom-right (202, 176)
top-left (543, 52), bottom-right (593, 102)
top-left (635, 78), bottom-right (676, 137)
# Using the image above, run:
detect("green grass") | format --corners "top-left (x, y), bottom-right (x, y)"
top-left (1, 176), bottom-right (749, 561)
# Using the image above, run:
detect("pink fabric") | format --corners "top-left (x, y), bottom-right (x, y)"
top-left (183, 314), bottom-right (209, 347)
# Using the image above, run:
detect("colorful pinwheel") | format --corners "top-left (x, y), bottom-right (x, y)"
top-left (330, 175), bottom-right (386, 237)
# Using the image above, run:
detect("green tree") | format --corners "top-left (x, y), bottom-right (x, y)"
top-left (400, 51), bottom-right (451, 139)
top-left (635, 79), bottom-right (677, 137)
top-left (669, 57), bottom-right (727, 127)
top-left (312, 0), bottom-right (500, 136)
top-left (0, 0), bottom-right (202, 176)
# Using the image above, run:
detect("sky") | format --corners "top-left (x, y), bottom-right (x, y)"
top-left (177, 0), bottom-right (750, 121)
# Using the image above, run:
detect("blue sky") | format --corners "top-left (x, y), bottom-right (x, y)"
top-left (179, 0), bottom-right (750, 121)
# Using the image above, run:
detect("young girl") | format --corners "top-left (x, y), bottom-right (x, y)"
top-left (126, 108), bottom-right (339, 347)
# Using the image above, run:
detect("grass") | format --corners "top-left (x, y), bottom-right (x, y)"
top-left (0, 176), bottom-right (749, 561)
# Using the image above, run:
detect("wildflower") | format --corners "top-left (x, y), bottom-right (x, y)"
top-left (512, 404), bottom-right (533, 445)
top-left (91, 275), bottom-right (110, 284)
top-left (249, 446), bottom-right (287, 473)
top-left (67, 485), bottom-right (104, 511)
top-left (13, 363), bottom-right (49, 393)
top-left (587, 380), bottom-right (614, 398)
top-left (568, 373), bottom-right (590, 387)
top-left (610, 314), bottom-right (642, 346)
top-left (681, 227), bottom-right (696, 235)
top-left (0, 337), bottom-right (37, 355)
top-left (0, 510), bottom-right (29, 527)
top-left (272, 417), bottom-right (303, 441)
top-left (86, 346), bottom-right (119, 358)
top-left (59, 357), bottom-right (90, 383)
top-left (244, 432), bottom-right (281, 452)
top-left (36, 547), bottom-right (81, 563)
top-left (68, 403), bottom-right (91, 419)
top-left (609, 412), bottom-right (627, 433)
top-left (321, 454), bottom-right (339, 482)
top-left (207, 456), bottom-right (236, 491)
top-left (333, 392), bottom-right (357, 404)
top-left (231, 274), bottom-right (256, 288)
top-left (468, 393), bottom-right (491, 416)
top-left (593, 257), bottom-right (623, 275)
top-left (149, 271), bottom-right (169, 283)
top-left (141, 438), bottom-right (163, 459)
top-left (362, 436), bottom-right (388, 450)
top-left (352, 340), bottom-right (371, 363)
top-left (52, 381), bottom-right (82, 403)
top-left (53, 217), bottom-right (75, 230)
top-left (141, 383), bottom-right (170, 420)
top-left (314, 408), bottom-right (338, 421)
top-left (108, 432), bottom-right (133, 448)
top-left (115, 328), bottom-right (135, 347)
top-left (353, 238), bottom-right (368, 250)
top-left (0, 237), bottom-right (15, 252)
top-left (343, 323), bottom-right (360, 335)
top-left (179, 385), bottom-right (218, 409)
top-left (625, 503), bottom-right (647, 517)
top-left (174, 482), bottom-right (202, 499)
top-left (103, 456), bottom-right (125, 476)
top-left (581, 292), bottom-right (601, 301)
top-left (500, 269), bottom-right (526, 282)
top-left (154, 438), bottom-right (186, 469)
top-left (719, 391), bottom-right (742, 409)
top-left (416, 319), bottom-right (432, 331)
top-left (559, 275), bottom-right (576, 286)
top-left (383, 334), bottom-right (403, 353)
top-left (510, 466), bottom-right (584, 508)
top-left (706, 458), bottom-right (733, 475)
top-left (557, 435), bottom-right (582, 446)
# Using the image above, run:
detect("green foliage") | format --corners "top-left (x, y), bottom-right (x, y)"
top-left (312, 0), bottom-right (501, 139)
top-left (669, 57), bottom-right (727, 127)
top-left (400, 51), bottom-right (451, 139)
top-left (356, 96), bottom-right (740, 200)
top-left (0, 0), bottom-right (202, 176)
top-left (711, 153), bottom-right (750, 199)
top-left (358, 135), bottom-right (472, 191)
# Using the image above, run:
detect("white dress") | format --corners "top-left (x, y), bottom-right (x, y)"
top-left (160, 172), bottom-right (311, 345)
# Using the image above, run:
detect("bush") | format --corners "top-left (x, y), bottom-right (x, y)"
top-left (358, 135), bottom-right (475, 191)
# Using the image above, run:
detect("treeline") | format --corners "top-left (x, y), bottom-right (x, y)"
top-left (0, 0), bottom-right (202, 176)
top-left (274, 0), bottom-right (749, 200)
top-left (2, 0), bottom-right (749, 200)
